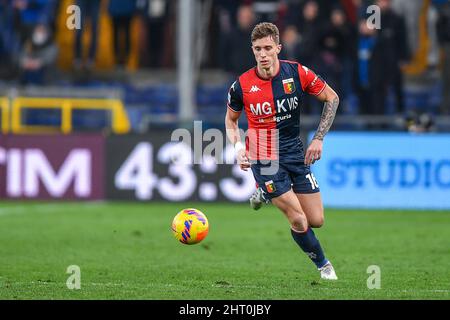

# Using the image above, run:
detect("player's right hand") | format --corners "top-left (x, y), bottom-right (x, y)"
top-left (237, 149), bottom-right (251, 171)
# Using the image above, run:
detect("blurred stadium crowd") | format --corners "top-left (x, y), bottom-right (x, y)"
top-left (0, 0), bottom-right (449, 131)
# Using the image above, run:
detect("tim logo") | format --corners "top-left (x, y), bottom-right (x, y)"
top-left (0, 148), bottom-right (92, 198)
top-left (250, 102), bottom-right (272, 116)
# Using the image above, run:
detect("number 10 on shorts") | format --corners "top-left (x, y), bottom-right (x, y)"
top-left (306, 173), bottom-right (319, 190)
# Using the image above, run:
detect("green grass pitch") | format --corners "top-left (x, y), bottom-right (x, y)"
top-left (0, 202), bottom-right (448, 300)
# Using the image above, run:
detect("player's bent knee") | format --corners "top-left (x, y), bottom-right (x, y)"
top-left (290, 214), bottom-right (308, 233)
top-left (307, 206), bottom-right (325, 228)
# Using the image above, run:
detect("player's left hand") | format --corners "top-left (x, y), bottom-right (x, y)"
top-left (305, 139), bottom-right (323, 166)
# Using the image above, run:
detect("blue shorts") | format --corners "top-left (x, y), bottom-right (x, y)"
top-left (251, 161), bottom-right (320, 199)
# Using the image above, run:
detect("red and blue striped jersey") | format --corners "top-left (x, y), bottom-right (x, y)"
top-left (227, 60), bottom-right (326, 162)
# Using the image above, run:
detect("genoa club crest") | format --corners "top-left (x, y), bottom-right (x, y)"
top-left (282, 78), bottom-right (296, 94)
top-left (265, 180), bottom-right (276, 194)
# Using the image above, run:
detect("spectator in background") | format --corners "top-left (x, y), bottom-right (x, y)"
top-left (339, 0), bottom-right (360, 26)
top-left (355, 18), bottom-right (377, 115)
top-left (12, 0), bottom-right (55, 43)
top-left (284, 0), bottom-right (304, 25)
top-left (436, 0), bottom-right (450, 114)
top-left (19, 23), bottom-right (58, 85)
top-left (370, 0), bottom-right (409, 115)
top-left (0, 0), bottom-right (21, 79)
top-left (215, 0), bottom-right (240, 70)
top-left (288, 0), bottom-right (322, 114)
top-left (223, 4), bottom-right (256, 78)
top-left (318, 6), bottom-right (354, 104)
top-left (314, 0), bottom-right (335, 22)
top-left (279, 25), bottom-right (301, 61)
top-left (296, 1), bottom-right (322, 68)
top-left (391, 0), bottom-right (423, 56)
top-left (216, 0), bottom-right (240, 29)
top-left (137, 0), bottom-right (170, 68)
top-left (74, 0), bottom-right (101, 70)
top-left (319, 8), bottom-right (349, 101)
top-left (252, 0), bottom-right (280, 24)
top-left (108, 0), bottom-right (137, 68)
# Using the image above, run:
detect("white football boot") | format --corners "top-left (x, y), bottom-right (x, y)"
top-left (319, 261), bottom-right (338, 280)
top-left (249, 187), bottom-right (269, 210)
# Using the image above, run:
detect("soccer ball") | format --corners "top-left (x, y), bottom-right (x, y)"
top-left (172, 208), bottom-right (209, 245)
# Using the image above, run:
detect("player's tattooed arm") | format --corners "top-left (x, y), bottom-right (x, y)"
top-left (305, 85), bottom-right (339, 165)
top-left (313, 96), bottom-right (339, 141)
top-left (313, 85), bottom-right (339, 141)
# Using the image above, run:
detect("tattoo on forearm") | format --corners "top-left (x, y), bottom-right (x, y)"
top-left (313, 97), bottom-right (339, 141)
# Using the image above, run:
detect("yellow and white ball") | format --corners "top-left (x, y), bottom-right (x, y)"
top-left (172, 208), bottom-right (209, 245)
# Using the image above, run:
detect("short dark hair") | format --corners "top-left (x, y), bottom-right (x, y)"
top-left (251, 22), bottom-right (280, 44)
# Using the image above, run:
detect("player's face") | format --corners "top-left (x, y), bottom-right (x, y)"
top-left (252, 36), bottom-right (282, 71)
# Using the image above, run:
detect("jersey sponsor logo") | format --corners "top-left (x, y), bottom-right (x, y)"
top-left (275, 114), bottom-right (291, 123)
top-left (276, 97), bottom-right (298, 113)
top-left (258, 117), bottom-right (275, 123)
top-left (250, 102), bottom-right (273, 116)
top-left (249, 85), bottom-right (262, 93)
top-left (251, 97), bottom-right (298, 122)
top-left (282, 78), bottom-right (295, 94)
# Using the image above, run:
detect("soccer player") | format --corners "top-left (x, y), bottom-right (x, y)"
top-left (225, 22), bottom-right (339, 280)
